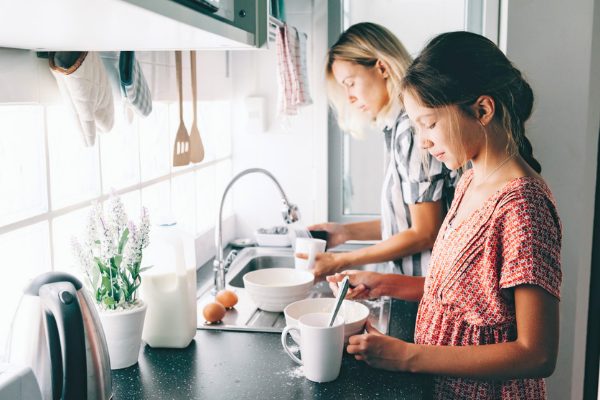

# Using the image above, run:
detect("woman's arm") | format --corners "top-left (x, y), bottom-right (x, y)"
top-left (302, 200), bottom-right (444, 281)
top-left (341, 199), bottom-right (444, 268)
top-left (342, 219), bottom-right (383, 241)
top-left (348, 284), bottom-right (560, 380)
top-left (308, 220), bottom-right (382, 250)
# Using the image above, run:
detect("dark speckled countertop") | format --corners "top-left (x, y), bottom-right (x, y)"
top-left (111, 246), bottom-right (429, 399)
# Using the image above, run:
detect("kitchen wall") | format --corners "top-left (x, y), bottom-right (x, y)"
top-left (0, 48), bottom-right (235, 357)
top-left (501, 0), bottom-right (600, 398)
top-left (230, 0), bottom-right (326, 238)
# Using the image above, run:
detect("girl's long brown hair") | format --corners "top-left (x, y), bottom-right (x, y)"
top-left (401, 31), bottom-right (541, 173)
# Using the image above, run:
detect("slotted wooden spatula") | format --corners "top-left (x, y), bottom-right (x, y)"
top-left (189, 51), bottom-right (205, 163)
top-left (173, 51), bottom-right (190, 167)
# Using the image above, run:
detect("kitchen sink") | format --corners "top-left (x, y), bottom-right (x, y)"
top-left (197, 246), bottom-right (393, 334)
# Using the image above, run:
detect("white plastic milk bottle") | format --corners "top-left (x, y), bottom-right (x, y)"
top-left (140, 217), bottom-right (197, 348)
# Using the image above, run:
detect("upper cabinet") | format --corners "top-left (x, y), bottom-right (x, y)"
top-left (0, 0), bottom-right (268, 51)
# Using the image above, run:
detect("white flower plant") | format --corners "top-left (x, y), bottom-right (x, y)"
top-left (71, 189), bottom-right (152, 311)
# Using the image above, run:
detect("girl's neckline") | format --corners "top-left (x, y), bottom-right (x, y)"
top-left (445, 170), bottom-right (547, 238)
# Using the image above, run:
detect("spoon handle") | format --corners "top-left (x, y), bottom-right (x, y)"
top-left (328, 276), bottom-right (350, 327)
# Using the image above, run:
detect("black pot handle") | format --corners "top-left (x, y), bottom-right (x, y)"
top-left (39, 281), bottom-right (87, 400)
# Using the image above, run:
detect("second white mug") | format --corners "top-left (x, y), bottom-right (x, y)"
top-left (295, 238), bottom-right (326, 270)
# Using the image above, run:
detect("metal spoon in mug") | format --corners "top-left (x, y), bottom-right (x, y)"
top-left (328, 276), bottom-right (350, 327)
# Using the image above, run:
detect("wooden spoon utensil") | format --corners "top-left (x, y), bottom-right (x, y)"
top-left (189, 51), bottom-right (205, 163)
top-left (173, 50), bottom-right (191, 167)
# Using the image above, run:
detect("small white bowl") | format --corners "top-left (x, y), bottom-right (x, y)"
top-left (243, 268), bottom-right (314, 312)
top-left (254, 232), bottom-right (291, 247)
top-left (284, 298), bottom-right (370, 344)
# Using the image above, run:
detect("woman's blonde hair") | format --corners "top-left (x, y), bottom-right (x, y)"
top-left (325, 23), bottom-right (413, 138)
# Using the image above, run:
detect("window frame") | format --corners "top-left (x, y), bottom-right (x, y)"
top-left (327, 0), bottom-right (499, 224)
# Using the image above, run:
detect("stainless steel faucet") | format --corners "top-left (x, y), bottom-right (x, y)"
top-left (213, 168), bottom-right (300, 294)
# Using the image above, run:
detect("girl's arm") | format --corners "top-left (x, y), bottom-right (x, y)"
top-left (327, 271), bottom-right (426, 303)
top-left (302, 200), bottom-right (444, 282)
top-left (348, 284), bottom-right (560, 380)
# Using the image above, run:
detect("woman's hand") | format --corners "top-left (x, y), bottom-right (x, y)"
top-left (295, 252), bottom-right (349, 283)
top-left (308, 222), bottom-right (347, 249)
top-left (347, 321), bottom-right (409, 371)
top-left (326, 271), bottom-right (387, 300)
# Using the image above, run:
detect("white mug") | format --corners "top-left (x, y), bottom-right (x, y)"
top-left (281, 312), bottom-right (345, 383)
top-left (295, 238), bottom-right (326, 270)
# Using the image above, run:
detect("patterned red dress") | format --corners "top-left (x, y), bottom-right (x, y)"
top-left (414, 169), bottom-right (562, 399)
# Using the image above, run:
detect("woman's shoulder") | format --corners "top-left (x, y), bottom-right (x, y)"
top-left (390, 110), bottom-right (411, 135)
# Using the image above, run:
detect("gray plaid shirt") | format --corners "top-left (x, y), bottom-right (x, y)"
top-left (381, 111), bottom-right (460, 277)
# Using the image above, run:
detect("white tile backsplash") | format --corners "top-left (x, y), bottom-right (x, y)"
top-left (0, 49), bottom-right (39, 103)
top-left (231, 0), bottom-right (318, 237)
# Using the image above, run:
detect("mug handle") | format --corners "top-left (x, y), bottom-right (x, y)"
top-left (281, 326), bottom-right (303, 365)
top-left (307, 242), bottom-right (317, 270)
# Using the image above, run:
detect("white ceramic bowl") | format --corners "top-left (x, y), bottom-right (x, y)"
top-left (254, 232), bottom-right (291, 247)
top-left (243, 268), bottom-right (314, 312)
top-left (284, 298), bottom-right (370, 344)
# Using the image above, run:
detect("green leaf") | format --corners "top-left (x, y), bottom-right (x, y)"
top-left (118, 228), bottom-right (129, 254)
top-left (95, 258), bottom-right (107, 274)
top-left (138, 266), bottom-right (153, 274)
top-left (95, 240), bottom-right (101, 245)
top-left (103, 297), bottom-right (116, 306)
top-left (91, 267), bottom-right (100, 290)
top-left (101, 276), bottom-right (111, 291)
top-left (114, 255), bottom-right (123, 268)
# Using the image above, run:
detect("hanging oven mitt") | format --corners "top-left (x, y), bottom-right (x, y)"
top-left (119, 51), bottom-right (152, 124)
top-left (49, 51), bottom-right (115, 147)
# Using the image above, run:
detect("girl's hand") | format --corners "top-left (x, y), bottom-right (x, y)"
top-left (295, 252), bottom-right (347, 283)
top-left (308, 222), bottom-right (347, 249)
top-left (347, 321), bottom-right (409, 371)
top-left (326, 271), bottom-right (386, 300)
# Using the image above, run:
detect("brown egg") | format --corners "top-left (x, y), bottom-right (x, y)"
top-left (203, 302), bottom-right (226, 323)
top-left (216, 290), bottom-right (238, 308)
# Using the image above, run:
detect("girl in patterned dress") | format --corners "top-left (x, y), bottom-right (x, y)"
top-left (328, 31), bottom-right (562, 400)
top-left (296, 23), bottom-right (459, 282)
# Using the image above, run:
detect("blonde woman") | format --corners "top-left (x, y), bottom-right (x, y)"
top-left (296, 23), bottom-right (459, 281)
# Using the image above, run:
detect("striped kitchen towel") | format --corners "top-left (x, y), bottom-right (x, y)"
top-left (297, 31), bottom-right (312, 106)
top-left (275, 23), bottom-right (312, 116)
top-left (119, 51), bottom-right (152, 124)
top-left (275, 26), bottom-right (297, 116)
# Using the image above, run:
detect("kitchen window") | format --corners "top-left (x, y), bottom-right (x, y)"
top-left (328, 0), bottom-right (497, 223)
top-left (0, 92), bottom-right (232, 357)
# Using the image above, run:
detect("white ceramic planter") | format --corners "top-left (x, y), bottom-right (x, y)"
top-left (98, 301), bottom-right (147, 370)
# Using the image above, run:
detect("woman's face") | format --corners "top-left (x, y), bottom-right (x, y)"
top-left (331, 60), bottom-right (390, 116)
top-left (403, 91), bottom-right (483, 170)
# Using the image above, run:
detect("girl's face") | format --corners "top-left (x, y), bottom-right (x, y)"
top-left (403, 91), bottom-right (483, 170)
top-left (331, 60), bottom-right (390, 116)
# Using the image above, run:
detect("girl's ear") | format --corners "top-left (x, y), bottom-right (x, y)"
top-left (474, 95), bottom-right (495, 125)
top-left (376, 59), bottom-right (390, 79)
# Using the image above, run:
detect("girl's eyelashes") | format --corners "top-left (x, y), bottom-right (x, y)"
top-left (428, 122), bottom-right (437, 129)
